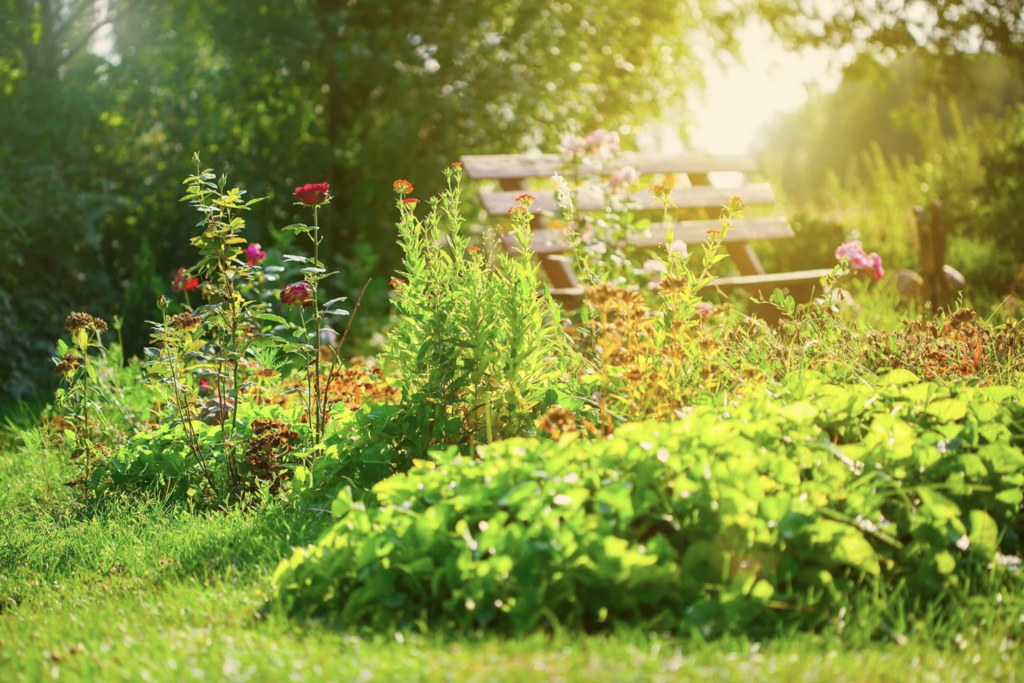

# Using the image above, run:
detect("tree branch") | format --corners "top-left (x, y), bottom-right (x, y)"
top-left (56, 0), bottom-right (147, 68)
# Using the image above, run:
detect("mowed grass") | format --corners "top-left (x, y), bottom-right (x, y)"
top-left (1, 431), bottom-right (1023, 682)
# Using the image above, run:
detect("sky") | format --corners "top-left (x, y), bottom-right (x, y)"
top-left (681, 20), bottom-right (849, 155)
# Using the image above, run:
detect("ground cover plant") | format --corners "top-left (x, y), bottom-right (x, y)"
top-left (3, 136), bottom-right (1024, 680)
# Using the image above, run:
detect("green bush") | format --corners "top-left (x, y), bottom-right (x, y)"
top-left (273, 372), bottom-right (1024, 635)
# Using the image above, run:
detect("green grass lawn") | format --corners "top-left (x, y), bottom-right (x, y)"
top-left (0, 469), bottom-right (1021, 682)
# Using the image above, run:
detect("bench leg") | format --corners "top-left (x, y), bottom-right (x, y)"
top-left (724, 242), bottom-right (765, 276)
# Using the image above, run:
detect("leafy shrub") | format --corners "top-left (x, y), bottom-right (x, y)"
top-left (273, 373), bottom-right (1024, 635)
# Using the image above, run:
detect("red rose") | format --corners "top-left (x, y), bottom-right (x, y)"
top-left (172, 267), bottom-right (199, 292)
top-left (293, 182), bottom-right (330, 206)
top-left (281, 282), bottom-right (314, 306)
top-left (392, 179), bottom-right (413, 195)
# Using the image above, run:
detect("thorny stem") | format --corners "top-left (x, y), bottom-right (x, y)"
top-left (299, 307), bottom-right (316, 449)
top-left (312, 205), bottom-right (323, 444)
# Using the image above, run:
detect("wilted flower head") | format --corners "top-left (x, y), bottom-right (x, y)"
top-left (293, 182), bottom-right (330, 206)
top-left (54, 352), bottom-right (81, 377)
top-left (281, 281), bottom-right (314, 306)
top-left (537, 404), bottom-right (579, 440)
top-left (608, 165), bottom-right (639, 190)
top-left (835, 241), bottom-right (885, 281)
top-left (64, 312), bottom-right (106, 333)
top-left (392, 179), bottom-right (414, 195)
top-left (660, 275), bottom-right (689, 294)
top-left (245, 242), bottom-right (266, 266)
top-left (172, 267), bottom-right (199, 293)
top-left (169, 312), bottom-right (201, 331)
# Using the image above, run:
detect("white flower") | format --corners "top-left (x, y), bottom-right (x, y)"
top-left (552, 173), bottom-right (574, 214)
top-left (670, 240), bottom-right (687, 257)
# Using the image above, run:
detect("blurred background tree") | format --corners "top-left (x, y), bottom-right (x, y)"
top-left (0, 0), bottom-right (742, 398)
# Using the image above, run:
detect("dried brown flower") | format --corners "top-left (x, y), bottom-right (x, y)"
top-left (64, 312), bottom-right (92, 332)
top-left (169, 312), bottom-right (201, 331)
top-left (64, 312), bottom-right (107, 333)
top-left (537, 405), bottom-right (579, 440)
top-left (54, 352), bottom-right (81, 376)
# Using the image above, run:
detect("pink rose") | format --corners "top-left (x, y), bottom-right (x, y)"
top-left (836, 241), bottom-right (884, 281)
top-left (245, 242), bottom-right (266, 266)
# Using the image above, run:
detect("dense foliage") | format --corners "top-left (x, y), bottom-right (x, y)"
top-left (273, 373), bottom-right (1024, 634)
top-left (0, 0), bottom-right (737, 397)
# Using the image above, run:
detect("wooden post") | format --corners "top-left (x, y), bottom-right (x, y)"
top-left (915, 201), bottom-right (950, 310)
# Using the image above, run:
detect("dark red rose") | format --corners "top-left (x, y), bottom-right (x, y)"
top-left (281, 281), bottom-right (314, 306)
top-left (293, 182), bottom-right (330, 206)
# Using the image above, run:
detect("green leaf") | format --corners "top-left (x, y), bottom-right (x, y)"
top-left (968, 510), bottom-right (999, 558)
top-left (934, 550), bottom-right (956, 575)
top-left (926, 399), bottom-right (967, 423)
top-left (882, 369), bottom-right (919, 386)
top-left (917, 488), bottom-right (962, 520)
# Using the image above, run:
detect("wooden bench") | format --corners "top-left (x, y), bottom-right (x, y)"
top-left (460, 151), bottom-right (832, 313)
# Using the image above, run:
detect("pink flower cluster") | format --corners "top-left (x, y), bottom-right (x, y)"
top-left (835, 241), bottom-right (885, 281)
top-left (608, 165), bottom-right (639, 190)
top-left (558, 128), bottom-right (621, 158)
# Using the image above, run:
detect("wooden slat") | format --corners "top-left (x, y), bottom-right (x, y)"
top-left (461, 152), bottom-right (758, 181)
top-left (547, 268), bottom-right (831, 301)
top-left (627, 217), bottom-right (792, 249)
top-left (501, 217), bottom-right (794, 256)
top-left (481, 184), bottom-right (776, 217)
top-left (713, 268), bottom-right (832, 290)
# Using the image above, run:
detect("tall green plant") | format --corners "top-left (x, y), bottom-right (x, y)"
top-left (386, 166), bottom-right (569, 451)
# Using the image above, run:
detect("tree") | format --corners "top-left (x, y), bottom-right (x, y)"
top-left (762, 0), bottom-right (1024, 84)
top-left (0, 0), bottom-right (743, 396)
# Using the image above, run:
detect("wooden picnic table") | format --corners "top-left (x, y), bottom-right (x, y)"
top-left (460, 151), bottom-right (832, 313)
